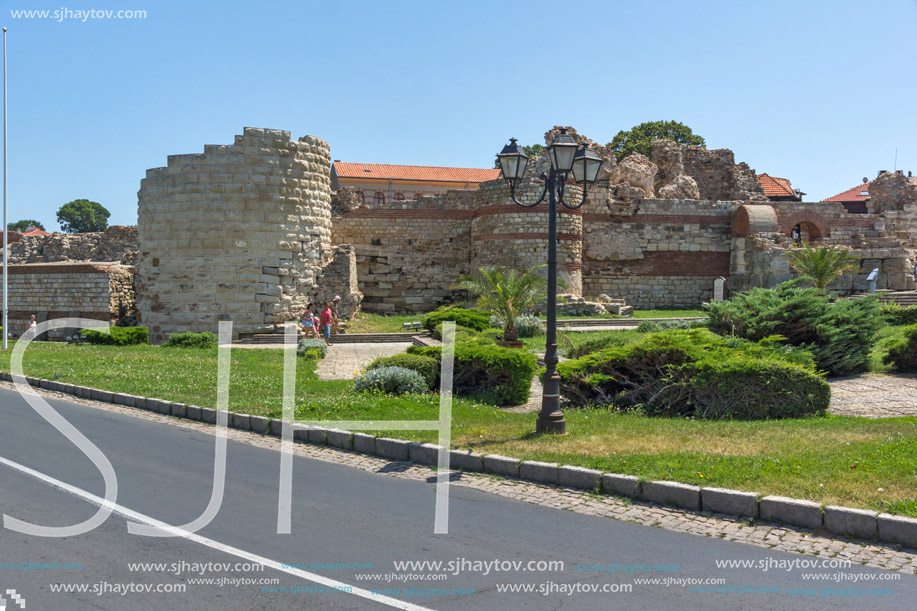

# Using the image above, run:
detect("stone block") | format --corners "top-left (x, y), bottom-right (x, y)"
top-left (408, 442), bottom-right (442, 466)
top-left (353, 433), bottom-right (376, 455)
top-left (307, 427), bottom-right (327, 445)
top-left (877, 513), bottom-right (917, 547)
top-left (824, 506), bottom-right (878, 540)
top-left (249, 415), bottom-right (270, 434)
top-left (293, 426), bottom-right (310, 442)
top-left (642, 480), bottom-right (702, 511)
top-left (200, 407), bottom-right (217, 424)
top-left (112, 392), bottom-right (133, 406)
top-left (270, 419), bottom-right (287, 437)
top-left (375, 437), bottom-right (410, 461)
top-left (558, 466), bottom-right (602, 490)
top-left (759, 496), bottom-right (823, 530)
top-left (701, 487), bottom-right (759, 517)
top-left (186, 405), bottom-right (202, 421)
top-left (602, 473), bottom-right (641, 498)
top-left (230, 413), bottom-right (250, 430)
top-left (519, 461), bottom-right (559, 485)
top-left (90, 388), bottom-right (114, 403)
top-left (325, 428), bottom-right (353, 450)
top-left (483, 454), bottom-right (519, 477)
top-left (170, 403), bottom-right (187, 418)
top-left (449, 449), bottom-right (483, 472)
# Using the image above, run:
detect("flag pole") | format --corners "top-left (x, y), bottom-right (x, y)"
top-left (2, 27), bottom-right (8, 350)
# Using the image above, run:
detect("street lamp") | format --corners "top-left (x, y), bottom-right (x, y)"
top-left (496, 129), bottom-right (603, 434)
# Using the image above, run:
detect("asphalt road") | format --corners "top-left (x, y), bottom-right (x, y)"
top-left (0, 385), bottom-right (914, 610)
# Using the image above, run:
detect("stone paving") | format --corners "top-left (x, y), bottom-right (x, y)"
top-left (315, 342), bottom-right (414, 380)
top-left (828, 373), bottom-right (917, 418)
top-left (6, 380), bottom-right (916, 576)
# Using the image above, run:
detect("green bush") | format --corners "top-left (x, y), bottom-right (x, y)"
top-left (354, 366), bottom-right (428, 395)
top-left (557, 329), bottom-right (829, 420)
top-left (367, 353), bottom-right (439, 389)
top-left (409, 342), bottom-right (537, 404)
top-left (705, 284), bottom-right (881, 376)
top-left (163, 331), bottom-right (217, 348)
top-left (80, 326), bottom-right (149, 346)
top-left (883, 324), bottom-right (917, 372)
top-left (422, 307), bottom-right (491, 334)
top-left (297, 338), bottom-right (328, 359)
top-left (566, 331), bottom-right (645, 358)
top-left (514, 314), bottom-right (545, 338)
top-left (880, 303), bottom-right (917, 326)
top-left (636, 319), bottom-right (707, 333)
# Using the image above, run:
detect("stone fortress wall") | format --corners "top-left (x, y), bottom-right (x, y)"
top-left (3, 125), bottom-right (916, 340)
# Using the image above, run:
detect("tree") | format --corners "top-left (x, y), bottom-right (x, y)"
top-left (607, 120), bottom-right (705, 161)
top-left (451, 265), bottom-right (547, 341)
top-left (56, 199), bottom-right (110, 233)
top-left (786, 243), bottom-right (861, 289)
top-left (8, 219), bottom-right (45, 232)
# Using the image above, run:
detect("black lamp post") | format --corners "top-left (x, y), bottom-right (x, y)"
top-left (496, 129), bottom-right (603, 434)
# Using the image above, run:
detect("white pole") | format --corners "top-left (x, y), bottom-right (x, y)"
top-left (2, 27), bottom-right (8, 350)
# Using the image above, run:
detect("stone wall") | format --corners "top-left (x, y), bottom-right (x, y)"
top-left (5, 225), bottom-right (139, 265)
top-left (1, 262), bottom-right (136, 339)
top-left (137, 127), bottom-right (343, 343)
top-left (679, 145), bottom-right (769, 203)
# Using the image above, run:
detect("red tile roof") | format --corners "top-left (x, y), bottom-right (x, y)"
top-left (22, 228), bottom-right (51, 236)
top-left (757, 173), bottom-right (796, 198)
top-left (823, 176), bottom-right (917, 203)
top-left (333, 162), bottom-right (501, 184)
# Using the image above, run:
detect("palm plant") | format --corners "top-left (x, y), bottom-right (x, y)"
top-left (786, 243), bottom-right (861, 290)
top-left (451, 265), bottom-right (547, 341)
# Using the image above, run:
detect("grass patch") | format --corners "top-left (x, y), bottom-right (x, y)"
top-left (345, 313), bottom-right (423, 334)
top-left (4, 342), bottom-right (916, 517)
top-left (632, 309), bottom-right (706, 319)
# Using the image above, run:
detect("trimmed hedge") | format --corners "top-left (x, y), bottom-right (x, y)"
top-left (163, 331), bottom-right (217, 348)
top-left (297, 338), bottom-right (328, 359)
top-left (422, 308), bottom-right (491, 334)
top-left (354, 366), bottom-right (428, 395)
top-left (883, 324), bottom-right (917, 372)
top-left (881, 303), bottom-right (917, 327)
top-left (705, 284), bottom-right (881, 376)
top-left (409, 342), bottom-right (537, 405)
top-left (557, 329), bottom-right (829, 420)
top-left (80, 326), bottom-right (149, 346)
top-left (367, 353), bottom-right (439, 389)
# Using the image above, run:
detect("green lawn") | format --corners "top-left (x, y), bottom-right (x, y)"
top-left (631, 308), bottom-right (706, 319)
top-left (3, 341), bottom-right (917, 517)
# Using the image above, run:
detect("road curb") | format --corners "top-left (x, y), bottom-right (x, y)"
top-left (3, 371), bottom-right (916, 550)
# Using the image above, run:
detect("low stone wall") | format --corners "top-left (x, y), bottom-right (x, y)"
top-left (2, 262), bottom-right (136, 339)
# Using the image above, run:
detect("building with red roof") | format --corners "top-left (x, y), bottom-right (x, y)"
top-left (331, 161), bottom-right (501, 208)
top-left (756, 173), bottom-right (803, 202)
top-left (823, 170), bottom-right (917, 213)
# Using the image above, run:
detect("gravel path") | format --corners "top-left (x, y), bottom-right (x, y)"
top-left (828, 373), bottom-right (917, 418)
top-left (315, 342), bottom-right (414, 380)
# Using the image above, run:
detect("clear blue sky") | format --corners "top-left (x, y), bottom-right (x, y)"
top-left (2, 0), bottom-right (916, 229)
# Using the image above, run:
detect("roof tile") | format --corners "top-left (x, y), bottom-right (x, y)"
top-left (333, 162), bottom-right (501, 184)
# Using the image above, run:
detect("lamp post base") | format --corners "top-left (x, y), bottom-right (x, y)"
top-left (535, 414), bottom-right (566, 435)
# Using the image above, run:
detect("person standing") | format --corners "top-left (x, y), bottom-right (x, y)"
top-left (25, 315), bottom-right (37, 338)
top-left (331, 295), bottom-right (342, 335)
top-left (301, 304), bottom-right (316, 339)
top-left (320, 302), bottom-right (334, 346)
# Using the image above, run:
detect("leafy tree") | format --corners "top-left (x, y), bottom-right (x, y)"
top-left (451, 265), bottom-right (547, 341)
top-left (786, 243), bottom-right (861, 289)
top-left (607, 120), bottom-right (705, 161)
top-left (56, 199), bottom-right (110, 233)
top-left (8, 219), bottom-right (45, 232)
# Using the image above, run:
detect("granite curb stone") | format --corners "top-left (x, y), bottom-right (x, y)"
top-left (642, 481), bottom-right (702, 511)
top-left (325, 429), bottom-right (354, 450)
top-left (602, 474), bottom-right (641, 498)
top-left (483, 454), bottom-right (520, 477)
top-left (308, 427), bottom-right (328, 445)
top-left (249, 415), bottom-right (270, 434)
top-left (701, 487), bottom-right (759, 517)
top-left (376, 437), bottom-right (411, 461)
top-left (759, 496), bottom-right (823, 530)
top-left (824, 506), bottom-right (879, 540)
top-left (877, 514), bottom-right (917, 547)
top-left (353, 433), bottom-right (376, 455)
top-left (558, 466), bottom-right (602, 490)
top-left (408, 442), bottom-right (442, 466)
top-left (450, 450), bottom-right (484, 472)
top-left (520, 461), bottom-right (559, 485)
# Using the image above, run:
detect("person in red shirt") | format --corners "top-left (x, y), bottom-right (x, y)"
top-left (320, 302), bottom-right (334, 346)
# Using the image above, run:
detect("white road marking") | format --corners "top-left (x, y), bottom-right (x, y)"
top-left (0, 455), bottom-right (435, 611)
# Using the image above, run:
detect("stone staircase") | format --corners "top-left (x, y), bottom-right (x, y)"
top-left (236, 331), bottom-right (428, 345)
top-left (848, 290), bottom-right (917, 306)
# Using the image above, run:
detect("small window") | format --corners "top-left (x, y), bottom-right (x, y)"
top-left (373, 192), bottom-right (385, 208)
top-left (393, 193), bottom-right (405, 201)
top-left (859, 190), bottom-right (869, 197)
top-left (355, 191), bottom-right (365, 206)
top-left (414, 193), bottom-right (422, 201)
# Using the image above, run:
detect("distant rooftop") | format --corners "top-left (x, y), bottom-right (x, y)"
top-left (824, 171), bottom-right (917, 203)
top-left (757, 173), bottom-right (796, 199)
top-left (332, 162), bottom-right (501, 184)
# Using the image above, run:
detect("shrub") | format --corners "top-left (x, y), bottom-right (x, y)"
top-left (367, 353), bottom-right (439, 389)
top-left (883, 324), bottom-right (917, 372)
top-left (354, 366), bottom-right (428, 395)
top-left (409, 342), bottom-right (537, 404)
top-left (636, 319), bottom-right (706, 333)
top-left (567, 331), bottom-right (645, 358)
top-left (513, 314), bottom-right (545, 338)
top-left (880, 303), bottom-right (917, 327)
top-left (163, 331), bottom-right (217, 348)
top-left (80, 326), bottom-right (148, 346)
top-left (705, 284), bottom-right (881, 376)
top-left (557, 329), bottom-right (829, 420)
top-left (422, 308), bottom-right (491, 334)
top-left (297, 338), bottom-right (328, 359)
